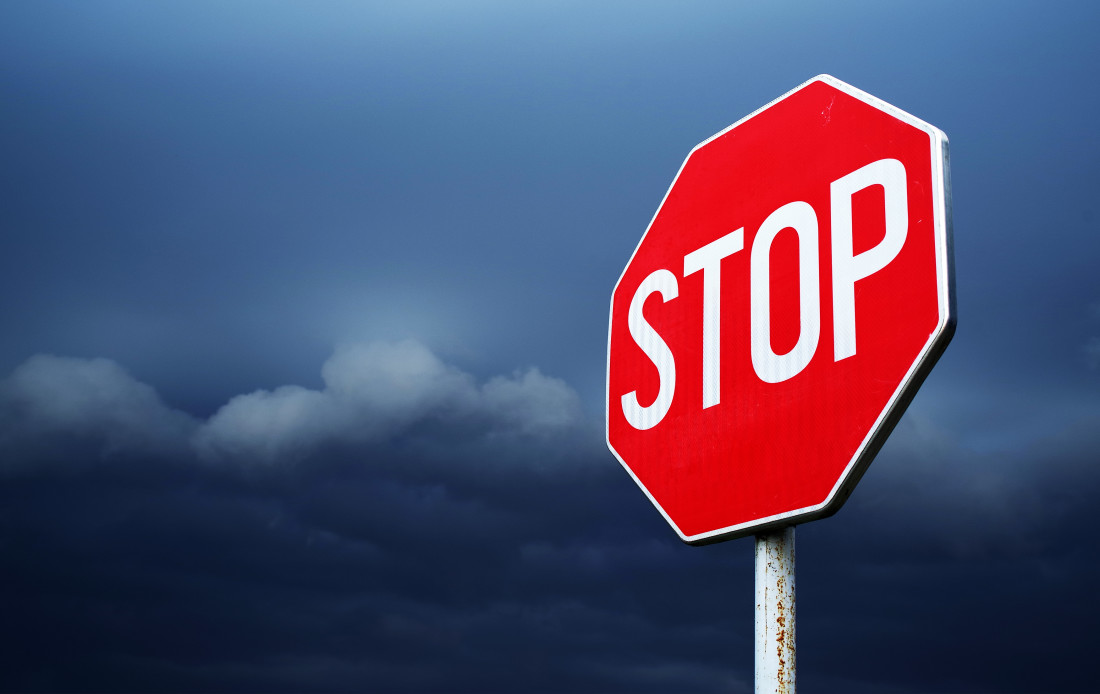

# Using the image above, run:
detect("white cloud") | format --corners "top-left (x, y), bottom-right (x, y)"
top-left (482, 367), bottom-right (583, 436)
top-left (320, 341), bottom-right (478, 425)
top-left (0, 340), bottom-right (589, 469)
top-left (0, 354), bottom-right (197, 460)
top-left (191, 385), bottom-right (344, 465)
top-left (193, 339), bottom-right (585, 465)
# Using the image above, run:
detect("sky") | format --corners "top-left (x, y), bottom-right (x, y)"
top-left (1, 2), bottom-right (1099, 692)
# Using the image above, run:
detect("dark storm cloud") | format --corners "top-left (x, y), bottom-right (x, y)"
top-left (3, 344), bottom-right (1100, 693)
top-left (0, 345), bottom-right (748, 692)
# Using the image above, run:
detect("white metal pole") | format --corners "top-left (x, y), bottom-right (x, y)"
top-left (755, 526), bottom-right (795, 694)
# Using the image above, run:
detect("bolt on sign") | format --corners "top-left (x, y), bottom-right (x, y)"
top-left (606, 75), bottom-right (955, 545)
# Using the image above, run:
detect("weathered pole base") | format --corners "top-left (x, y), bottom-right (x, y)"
top-left (755, 526), bottom-right (795, 694)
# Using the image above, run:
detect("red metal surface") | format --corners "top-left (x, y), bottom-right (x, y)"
top-left (606, 76), bottom-right (952, 543)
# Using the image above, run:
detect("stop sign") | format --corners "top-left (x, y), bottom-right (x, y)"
top-left (606, 75), bottom-right (955, 545)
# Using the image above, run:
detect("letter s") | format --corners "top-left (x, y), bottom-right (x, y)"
top-left (621, 269), bottom-right (678, 430)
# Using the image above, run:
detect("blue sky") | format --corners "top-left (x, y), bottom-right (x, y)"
top-left (2, 2), bottom-right (1099, 692)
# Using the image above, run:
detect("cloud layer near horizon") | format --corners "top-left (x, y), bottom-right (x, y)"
top-left (0, 339), bottom-right (588, 470)
top-left (2, 339), bottom-right (1100, 693)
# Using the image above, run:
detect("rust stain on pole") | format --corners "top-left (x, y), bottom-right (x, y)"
top-left (756, 526), bottom-right (795, 694)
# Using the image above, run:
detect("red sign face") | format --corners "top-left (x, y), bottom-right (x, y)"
top-left (606, 75), bottom-right (954, 545)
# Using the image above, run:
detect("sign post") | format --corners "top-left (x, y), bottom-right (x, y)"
top-left (606, 74), bottom-right (954, 693)
top-left (755, 528), bottom-right (795, 694)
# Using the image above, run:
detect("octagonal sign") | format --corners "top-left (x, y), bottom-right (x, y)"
top-left (606, 75), bottom-right (954, 545)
